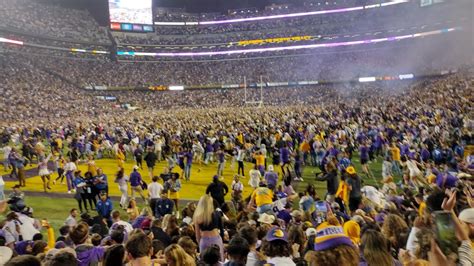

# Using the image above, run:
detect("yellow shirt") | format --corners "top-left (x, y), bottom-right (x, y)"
top-left (254, 154), bottom-right (265, 166)
top-left (237, 134), bottom-right (244, 145)
top-left (300, 141), bottom-right (310, 153)
top-left (336, 181), bottom-right (349, 204)
top-left (390, 147), bottom-right (401, 161)
top-left (252, 187), bottom-right (273, 207)
top-left (55, 138), bottom-right (63, 149)
top-left (418, 202), bottom-right (426, 217)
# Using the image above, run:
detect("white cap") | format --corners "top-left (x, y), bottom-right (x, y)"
top-left (459, 208), bottom-right (474, 224)
top-left (133, 165), bottom-right (139, 170)
top-left (305, 228), bottom-right (317, 237)
top-left (0, 246), bottom-right (13, 265)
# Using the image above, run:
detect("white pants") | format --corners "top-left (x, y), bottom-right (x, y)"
top-left (118, 185), bottom-right (128, 207)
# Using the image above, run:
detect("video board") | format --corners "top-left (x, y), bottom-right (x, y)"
top-left (109, 0), bottom-right (153, 32)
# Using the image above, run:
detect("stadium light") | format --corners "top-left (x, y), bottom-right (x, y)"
top-left (0, 37), bottom-right (23, 45)
top-left (117, 27), bottom-right (459, 58)
top-left (399, 74), bottom-right (414, 79)
top-left (359, 77), bottom-right (376, 82)
top-left (169, 85), bottom-right (184, 91)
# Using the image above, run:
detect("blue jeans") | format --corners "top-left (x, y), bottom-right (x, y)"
top-left (217, 162), bottom-right (225, 177)
top-left (204, 152), bottom-right (214, 164)
top-left (257, 203), bottom-right (272, 214)
top-left (184, 164), bottom-right (191, 181)
top-left (392, 160), bottom-right (402, 175)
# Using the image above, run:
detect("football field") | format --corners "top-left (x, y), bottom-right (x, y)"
top-left (0, 155), bottom-right (385, 236)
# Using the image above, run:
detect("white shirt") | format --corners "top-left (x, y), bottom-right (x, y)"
top-left (148, 182), bottom-right (164, 199)
top-left (65, 215), bottom-right (77, 227)
top-left (237, 149), bottom-right (245, 161)
top-left (248, 170), bottom-right (261, 188)
top-left (266, 256), bottom-right (296, 266)
top-left (3, 213), bottom-right (40, 243)
top-left (361, 186), bottom-right (386, 207)
top-left (246, 251), bottom-right (260, 266)
top-left (382, 161), bottom-right (393, 178)
top-left (2, 146), bottom-right (11, 160)
top-left (64, 162), bottom-right (77, 172)
top-left (231, 181), bottom-right (243, 192)
top-left (110, 220), bottom-right (133, 234)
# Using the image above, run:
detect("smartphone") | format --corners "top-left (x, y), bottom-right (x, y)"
top-left (313, 201), bottom-right (328, 224)
top-left (315, 201), bottom-right (328, 213)
top-left (432, 211), bottom-right (458, 256)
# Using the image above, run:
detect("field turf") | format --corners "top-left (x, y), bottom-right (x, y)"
top-left (0, 155), bottom-right (387, 236)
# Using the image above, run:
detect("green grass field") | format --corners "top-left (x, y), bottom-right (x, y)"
top-left (0, 155), bottom-right (389, 237)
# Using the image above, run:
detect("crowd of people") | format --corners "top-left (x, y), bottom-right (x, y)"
top-left (0, 67), bottom-right (473, 265)
top-left (149, 0), bottom-right (418, 36)
top-left (3, 35), bottom-right (469, 90)
top-left (0, 0), bottom-right (473, 265)
top-left (0, 0), bottom-right (110, 44)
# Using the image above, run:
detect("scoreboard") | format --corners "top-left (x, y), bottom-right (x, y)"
top-left (108, 0), bottom-right (154, 32)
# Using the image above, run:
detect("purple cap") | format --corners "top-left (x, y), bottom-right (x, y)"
top-left (375, 213), bottom-right (386, 223)
top-left (265, 227), bottom-right (288, 243)
top-left (55, 241), bottom-right (66, 249)
top-left (314, 225), bottom-right (354, 251)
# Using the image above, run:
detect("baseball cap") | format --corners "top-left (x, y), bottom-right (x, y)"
top-left (258, 213), bottom-right (276, 225)
top-left (291, 210), bottom-right (303, 217)
top-left (133, 165), bottom-right (139, 170)
top-left (306, 228), bottom-right (317, 237)
top-left (346, 166), bottom-right (356, 175)
top-left (266, 227), bottom-right (288, 243)
top-left (314, 224), bottom-right (354, 251)
top-left (267, 165), bottom-right (274, 171)
top-left (459, 208), bottom-right (474, 224)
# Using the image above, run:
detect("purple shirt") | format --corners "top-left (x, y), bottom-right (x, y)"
top-left (264, 172), bottom-right (278, 188)
top-left (280, 147), bottom-right (290, 163)
top-left (76, 245), bottom-right (105, 266)
top-left (359, 146), bottom-right (369, 160)
top-left (130, 171), bottom-right (142, 187)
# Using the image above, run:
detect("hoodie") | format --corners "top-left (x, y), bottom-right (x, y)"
top-left (75, 244), bottom-right (105, 266)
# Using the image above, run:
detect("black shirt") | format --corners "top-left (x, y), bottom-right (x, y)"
top-left (206, 181), bottom-right (229, 205)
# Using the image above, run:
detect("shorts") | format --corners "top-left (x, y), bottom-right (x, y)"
top-left (360, 158), bottom-right (368, 165)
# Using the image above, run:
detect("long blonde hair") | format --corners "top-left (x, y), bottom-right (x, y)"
top-left (164, 244), bottom-right (196, 266)
top-left (193, 195), bottom-right (214, 226)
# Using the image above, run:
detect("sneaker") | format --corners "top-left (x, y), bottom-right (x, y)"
top-left (299, 177), bottom-right (304, 182)
top-left (68, 190), bottom-right (71, 194)
top-left (53, 181), bottom-right (56, 185)
top-left (72, 189), bottom-right (76, 193)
